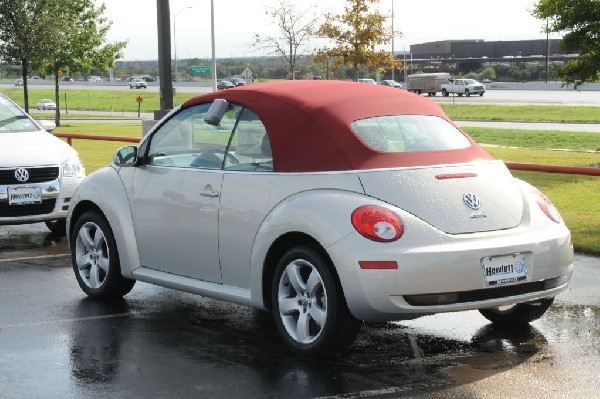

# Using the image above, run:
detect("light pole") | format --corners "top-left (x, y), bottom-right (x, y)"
top-left (173, 6), bottom-right (193, 83)
top-left (210, 0), bottom-right (217, 92)
top-left (391, 0), bottom-right (395, 81)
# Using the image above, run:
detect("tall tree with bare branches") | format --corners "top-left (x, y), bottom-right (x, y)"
top-left (253, 0), bottom-right (321, 80)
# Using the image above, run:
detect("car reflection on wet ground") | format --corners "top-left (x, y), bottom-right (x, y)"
top-left (1, 223), bottom-right (599, 398)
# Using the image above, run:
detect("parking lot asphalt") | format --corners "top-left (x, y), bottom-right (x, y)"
top-left (1, 223), bottom-right (599, 399)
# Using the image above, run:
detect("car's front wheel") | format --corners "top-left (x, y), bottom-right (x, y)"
top-left (71, 211), bottom-right (135, 299)
top-left (479, 298), bottom-right (554, 325)
top-left (272, 245), bottom-right (361, 356)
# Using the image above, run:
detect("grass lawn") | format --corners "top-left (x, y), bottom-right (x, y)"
top-left (1, 87), bottom-right (204, 112)
top-left (442, 104), bottom-right (600, 123)
top-left (485, 147), bottom-right (600, 255)
top-left (462, 127), bottom-right (600, 152)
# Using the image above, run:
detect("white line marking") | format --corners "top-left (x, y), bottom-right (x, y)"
top-left (0, 253), bottom-right (69, 263)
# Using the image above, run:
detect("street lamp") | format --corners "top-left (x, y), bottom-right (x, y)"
top-left (173, 6), bottom-right (193, 83)
top-left (391, 0), bottom-right (395, 81)
top-left (210, 0), bottom-right (217, 92)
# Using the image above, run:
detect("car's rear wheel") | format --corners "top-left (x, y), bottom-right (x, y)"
top-left (479, 298), bottom-right (554, 325)
top-left (71, 211), bottom-right (135, 299)
top-left (465, 89), bottom-right (471, 97)
top-left (45, 219), bottom-right (66, 235)
top-left (272, 246), bottom-right (361, 357)
top-left (442, 89), bottom-right (448, 97)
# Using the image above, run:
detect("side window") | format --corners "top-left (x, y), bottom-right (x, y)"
top-left (225, 108), bottom-right (273, 172)
top-left (147, 103), bottom-right (241, 169)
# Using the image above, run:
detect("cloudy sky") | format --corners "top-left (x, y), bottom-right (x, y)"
top-left (99, 0), bottom-right (558, 61)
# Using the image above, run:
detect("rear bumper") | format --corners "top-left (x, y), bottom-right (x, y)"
top-left (328, 224), bottom-right (573, 321)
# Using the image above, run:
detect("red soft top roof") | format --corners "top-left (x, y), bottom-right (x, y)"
top-left (182, 81), bottom-right (493, 172)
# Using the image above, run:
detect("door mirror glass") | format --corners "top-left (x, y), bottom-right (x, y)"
top-left (113, 146), bottom-right (138, 166)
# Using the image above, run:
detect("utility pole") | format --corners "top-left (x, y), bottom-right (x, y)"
top-left (156, 0), bottom-right (173, 114)
top-left (391, 0), bottom-right (395, 81)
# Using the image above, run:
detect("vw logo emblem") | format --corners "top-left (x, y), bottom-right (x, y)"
top-left (463, 193), bottom-right (481, 210)
top-left (14, 168), bottom-right (29, 182)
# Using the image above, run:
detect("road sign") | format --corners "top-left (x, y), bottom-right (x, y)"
top-left (136, 96), bottom-right (143, 103)
top-left (58, 69), bottom-right (63, 76)
top-left (190, 66), bottom-right (211, 74)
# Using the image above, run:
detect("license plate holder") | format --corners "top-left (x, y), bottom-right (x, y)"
top-left (8, 186), bottom-right (42, 205)
top-left (481, 253), bottom-right (528, 287)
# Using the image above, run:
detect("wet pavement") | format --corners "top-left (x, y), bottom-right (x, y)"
top-left (1, 223), bottom-right (599, 399)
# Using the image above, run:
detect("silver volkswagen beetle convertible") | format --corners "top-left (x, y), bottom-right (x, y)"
top-left (67, 81), bottom-right (573, 356)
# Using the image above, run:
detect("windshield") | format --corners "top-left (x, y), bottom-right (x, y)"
top-left (351, 115), bottom-right (471, 153)
top-left (0, 96), bottom-right (40, 133)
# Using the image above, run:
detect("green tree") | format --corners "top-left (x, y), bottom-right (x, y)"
top-left (253, 0), bottom-right (321, 80)
top-left (0, 0), bottom-right (61, 112)
top-left (479, 66), bottom-right (496, 81)
top-left (42, 0), bottom-right (126, 125)
top-left (533, 0), bottom-right (600, 87)
top-left (313, 0), bottom-right (401, 81)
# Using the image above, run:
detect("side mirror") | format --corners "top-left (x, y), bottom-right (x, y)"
top-left (204, 99), bottom-right (229, 126)
top-left (113, 146), bottom-right (138, 166)
top-left (38, 120), bottom-right (56, 132)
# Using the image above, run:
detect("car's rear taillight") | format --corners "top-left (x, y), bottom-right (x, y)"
top-left (534, 190), bottom-right (561, 223)
top-left (351, 206), bottom-right (404, 242)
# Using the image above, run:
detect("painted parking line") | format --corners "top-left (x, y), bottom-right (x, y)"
top-left (0, 253), bottom-right (69, 262)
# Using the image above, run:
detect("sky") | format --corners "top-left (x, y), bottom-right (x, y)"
top-left (99, 0), bottom-right (559, 61)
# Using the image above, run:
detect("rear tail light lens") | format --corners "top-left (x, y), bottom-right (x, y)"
top-left (534, 190), bottom-right (561, 223)
top-left (351, 206), bottom-right (404, 242)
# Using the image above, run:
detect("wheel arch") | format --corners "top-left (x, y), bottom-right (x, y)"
top-left (67, 167), bottom-right (141, 278)
top-left (261, 232), bottom-right (340, 311)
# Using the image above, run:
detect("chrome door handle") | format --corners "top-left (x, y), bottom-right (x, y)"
top-left (200, 189), bottom-right (220, 197)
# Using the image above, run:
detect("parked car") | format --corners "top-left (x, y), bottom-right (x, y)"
top-left (230, 77), bottom-right (246, 87)
top-left (0, 93), bottom-right (85, 234)
top-left (129, 78), bottom-right (147, 89)
top-left (66, 81), bottom-right (573, 356)
top-left (358, 78), bottom-right (376, 84)
top-left (60, 76), bottom-right (74, 82)
top-left (29, 76), bottom-right (41, 81)
top-left (15, 79), bottom-right (23, 86)
top-left (217, 80), bottom-right (235, 90)
top-left (379, 79), bottom-right (402, 89)
top-left (37, 99), bottom-right (57, 110)
top-left (87, 76), bottom-right (102, 83)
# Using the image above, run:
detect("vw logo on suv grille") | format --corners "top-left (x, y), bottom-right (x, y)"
top-left (14, 168), bottom-right (29, 182)
top-left (463, 193), bottom-right (481, 210)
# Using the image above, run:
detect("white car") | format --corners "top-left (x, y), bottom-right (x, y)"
top-left (0, 94), bottom-right (85, 234)
top-left (37, 99), bottom-right (56, 110)
top-left (129, 78), bottom-right (147, 89)
top-left (67, 81), bottom-right (573, 356)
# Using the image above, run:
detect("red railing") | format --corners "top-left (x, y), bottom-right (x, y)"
top-left (53, 132), bottom-right (140, 146)
top-left (54, 133), bottom-right (600, 177)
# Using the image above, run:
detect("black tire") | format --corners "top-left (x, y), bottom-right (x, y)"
top-left (458, 93), bottom-right (463, 97)
top-left (271, 245), bottom-right (362, 357)
top-left (465, 89), bottom-right (471, 97)
top-left (479, 92), bottom-right (484, 96)
top-left (45, 219), bottom-right (67, 236)
top-left (70, 211), bottom-right (135, 299)
top-left (442, 89), bottom-right (449, 97)
top-left (479, 298), bottom-right (554, 326)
